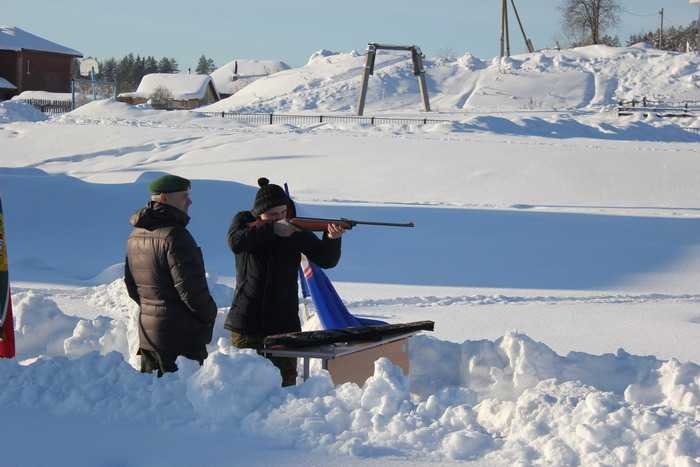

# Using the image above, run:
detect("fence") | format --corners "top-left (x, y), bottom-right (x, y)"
top-left (71, 77), bottom-right (116, 108)
top-left (18, 98), bottom-right (72, 116)
top-left (198, 111), bottom-right (447, 126)
top-left (618, 98), bottom-right (700, 117)
top-left (16, 77), bottom-right (117, 116)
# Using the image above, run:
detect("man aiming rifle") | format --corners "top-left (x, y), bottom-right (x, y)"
top-left (224, 178), bottom-right (413, 386)
top-left (224, 178), bottom-right (345, 386)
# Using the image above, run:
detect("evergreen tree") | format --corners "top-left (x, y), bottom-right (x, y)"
top-left (117, 53), bottom-right (136, 92)
top-left (196, 55), bottom-right (208, 74)
top-left (144, 56), bottom-right (159, 75)
top-left (133, 55), bottom-right (146, 86)
top-left (158, 57), bottom-right (174, 73)
top-left (169, 57), bottom-right (180, 73)
top-left (101, 58), bottom-right (118, 82)
top-left (627, 20), bottom-right (698, 52)
top-left (195, 55), bottom-right (217, 74)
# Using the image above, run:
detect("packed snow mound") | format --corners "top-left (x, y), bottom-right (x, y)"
top-left (0, 100), bottom-right (48, 123)
top-left (10, 279), bottom-right (231, 368)
top-left (60, 98), bottom-right (207, 126)
top-left (12, 291), bottom-right (79, 358)
top-left (211, 59), bottom-right (291, 96)
top-left (201, 45), bottom-right (700, 113)
top-left (1, 333), bottom-right (699, 464)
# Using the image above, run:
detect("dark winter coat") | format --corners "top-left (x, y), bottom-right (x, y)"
top-left (124, 202), bottom-right (217, 357)
top-left (224, 211), bottom-right (341, 336)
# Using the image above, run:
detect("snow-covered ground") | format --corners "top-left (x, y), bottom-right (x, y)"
top-left (1, 45), bottom-right (699, 466)
top-left (202, 45), bottom-right (700, 114)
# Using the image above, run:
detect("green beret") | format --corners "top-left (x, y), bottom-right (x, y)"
top-left (148, 175), bottom-right (191, 194)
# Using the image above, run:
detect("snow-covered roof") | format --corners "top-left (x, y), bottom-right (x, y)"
top-left (14, 90), bottom-right (71, 101)
top-left (0, 26), bottom-right (82, 56)
top-left (120, 73), bottom-right (218, 101)
top-left (211, 59), bottom-right (291, 95)
top-left (0, 77), bottom-right (16, 90)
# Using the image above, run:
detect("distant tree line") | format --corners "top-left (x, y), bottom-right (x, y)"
top-left (82, 54), bottom-right (218, 94)
top-left (627, 21), bottom-right (699, 52)
top-left (559, 0), bottom-right (699, 51)
top-left (90, 55), bottom-right (180, 93)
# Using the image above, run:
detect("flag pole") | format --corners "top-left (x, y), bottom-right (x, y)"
top-left (0, 196), bottom-right (16, 358)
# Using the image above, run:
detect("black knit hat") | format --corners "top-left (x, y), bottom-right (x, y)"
top-left (252, 177), bottom-right (288, 216)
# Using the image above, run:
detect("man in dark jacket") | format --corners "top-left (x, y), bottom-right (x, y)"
top-left (124, 175), bottom-right (217, 377)
top-left (225, 177), bottom-right (344, 386)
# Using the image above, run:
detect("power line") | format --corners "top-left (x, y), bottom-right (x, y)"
top-left (621, 8), bottom-right (658, 18)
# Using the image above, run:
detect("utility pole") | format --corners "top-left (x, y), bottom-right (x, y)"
top-left (658, 8), bottom-right (664, 49)
top-left (500, 0), bottom-right (511, 57)
top-left (500, 0), bottom-right (534, 57)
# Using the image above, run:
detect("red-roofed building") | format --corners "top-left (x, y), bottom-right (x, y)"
top-left (0, 26), bottom-right (82, 99)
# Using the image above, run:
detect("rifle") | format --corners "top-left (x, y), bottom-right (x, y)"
top-left (250, 216), bottom-right (415, 232)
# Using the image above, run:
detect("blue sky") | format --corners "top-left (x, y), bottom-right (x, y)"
top-left (4, 0), bottom-right (698, 70)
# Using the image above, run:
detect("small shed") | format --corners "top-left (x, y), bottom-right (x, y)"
top-left (0, 26), bottom-right (82, 99)
top-left (118, 73), bottom-right (220, 110)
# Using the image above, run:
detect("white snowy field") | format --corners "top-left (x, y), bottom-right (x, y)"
top-left (1, 44), bottom-right (700, 466)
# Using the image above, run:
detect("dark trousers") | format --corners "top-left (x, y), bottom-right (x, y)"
top-left (139, 348), bottom-right (205, 377)
top-left (230, 332), bottom-right (298, 386)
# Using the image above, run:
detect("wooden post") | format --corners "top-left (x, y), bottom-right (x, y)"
top-left (500, 0), bottom-right (506, 57)
top-left (357, 46), bottom-right (375, 116)
top-left (413, 48), bottom-right (431, 112)
top-left (504, 0), bottom-right (511, 57)
top-left (510, 0), bottom-right (534, 53)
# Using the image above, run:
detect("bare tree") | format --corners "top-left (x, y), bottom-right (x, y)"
top-left (149, 86), bottom-right (173, 110)
top-left (560, 0), bottom-right (621, 45)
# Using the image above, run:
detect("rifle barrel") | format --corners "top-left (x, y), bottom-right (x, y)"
top-left (292, 217), bottom-right (415, 228)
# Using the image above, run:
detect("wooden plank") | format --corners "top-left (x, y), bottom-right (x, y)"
top-left (326, 338), bottom-right (409, 386)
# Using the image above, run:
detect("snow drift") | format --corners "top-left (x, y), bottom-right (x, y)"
top-left (0, 100), bottom-right (48, 123)
top-left (2, 284), bottom-right (699, 464)
top-left (201, 45), bottom-right (700, 114)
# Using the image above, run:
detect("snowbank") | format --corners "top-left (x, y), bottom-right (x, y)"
top-left (201, 45), bottom-right (700, 113)
top-left (13, 291), bottom-right (78, 358)
top-left (1, 331), bottom-right (698, 464)
top-left (5, 283), bottom-right (700, 464)
top-left (58, 98), bottom-right (214, 127)
top-left (0, 100), bottom-right (48, 123)
top-left (10, 278), bottom-right (231, 368)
